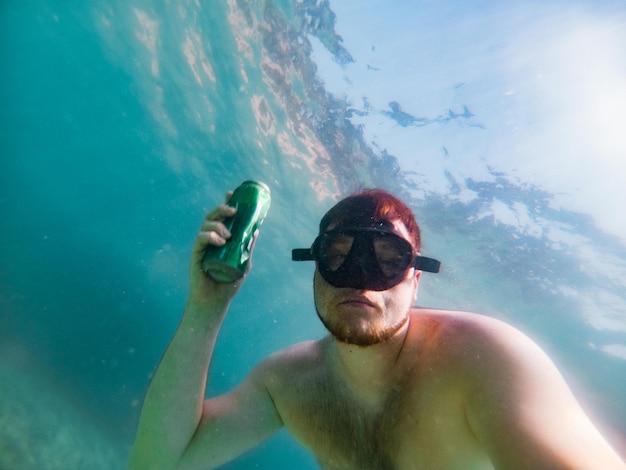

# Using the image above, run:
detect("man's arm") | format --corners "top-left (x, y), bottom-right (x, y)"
top-left (464, 317), bottom-right (625, 469)
top-left (128, 202), bottom-right (282, 469)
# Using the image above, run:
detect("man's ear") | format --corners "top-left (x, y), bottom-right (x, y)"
top-left (412, 269), bottom-right (421, 303)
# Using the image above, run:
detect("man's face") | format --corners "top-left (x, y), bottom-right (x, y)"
top-left (313, 219), bottom-right (420, 346)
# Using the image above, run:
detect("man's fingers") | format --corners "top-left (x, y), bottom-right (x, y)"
top-left (196, 230), bottom-right (227, 247)
top-left (194, 204), bottom-right (237, 253)
top-left (200, 219), bottom-right (232, 239)
top-left (204, 203), bottom-right (236, 222)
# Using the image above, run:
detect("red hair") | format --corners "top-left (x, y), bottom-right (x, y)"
top-left (319, 189), bottom-right (421, 251)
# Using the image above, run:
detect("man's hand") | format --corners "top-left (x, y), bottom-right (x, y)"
top-left (188, 192), bottom-right (244, 307)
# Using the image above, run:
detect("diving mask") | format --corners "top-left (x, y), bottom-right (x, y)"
top-left (292, 227), bottom-right (440, 291)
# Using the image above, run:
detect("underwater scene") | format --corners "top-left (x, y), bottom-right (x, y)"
top-left (1, 0), bottom-right (625, 468)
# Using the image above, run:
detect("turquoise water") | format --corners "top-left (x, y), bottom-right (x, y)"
top-left (1, 1), bottom-right (624, 468)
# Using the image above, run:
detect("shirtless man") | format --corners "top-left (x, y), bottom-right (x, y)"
top-left (129, 189), bottom-right (625, 469)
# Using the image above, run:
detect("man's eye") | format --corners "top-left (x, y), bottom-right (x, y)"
top-left (374, 244), bottom-right (400, 262)
top-left (375, 241), bottom-right (407, 275)
top-left (379, 251), bottom-right (404, 264)
top-left (378, 258), bottom-right (402, 276)
top-left (324, 236), bottom-right (353, 270)
top-left (325, 253), bottom-right (347, 271)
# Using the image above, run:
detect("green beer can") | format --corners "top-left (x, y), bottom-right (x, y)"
top-left (201, 180), bottom-right (271, 283)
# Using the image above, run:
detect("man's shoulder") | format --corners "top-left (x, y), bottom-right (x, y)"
top-left (409, 307), bottom-right (542, 361)
top-left (249, 339), bottom-right (333, 409)
top-left (411, 307), bottom-right (524, 335)
top-left (254, 338), bottom-right (328, 383)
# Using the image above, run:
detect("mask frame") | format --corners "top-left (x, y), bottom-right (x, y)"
top-left (292, 227), bottom-right (440, 291)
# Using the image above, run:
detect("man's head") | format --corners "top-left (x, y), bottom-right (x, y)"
top-left (310, 189), bottom-right (424, 346)
top-left (292, 190), bottom-right (440, 287)
top-left (304, 188), bottom-right (439, 292)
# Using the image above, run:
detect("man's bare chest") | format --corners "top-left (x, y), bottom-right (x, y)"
top-left (274, 375), bottom-right (488, 470)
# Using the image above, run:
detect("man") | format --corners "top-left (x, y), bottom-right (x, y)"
top-left (129, 189), bottom-right (625, 469)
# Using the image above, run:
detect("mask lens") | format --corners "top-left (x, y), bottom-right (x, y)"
top-left (373, 235), bottom-right (412, 277)
top-left (319, 233), bottom-right (354, 271)
top-left (313, 229), bottom-right (414, 290)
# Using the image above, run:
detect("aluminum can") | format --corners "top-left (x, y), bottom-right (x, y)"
top-left (201, 181), bottom-right (271, 283)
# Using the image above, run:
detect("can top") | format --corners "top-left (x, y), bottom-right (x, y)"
top-left (240, 180), bottom-right (270, 194)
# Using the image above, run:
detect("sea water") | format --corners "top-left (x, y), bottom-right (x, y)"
top-left (1, 1), bottom-right (624, 468)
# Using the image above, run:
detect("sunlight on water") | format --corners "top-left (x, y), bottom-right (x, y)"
top-left (1, 0), bottom-right (625, 467)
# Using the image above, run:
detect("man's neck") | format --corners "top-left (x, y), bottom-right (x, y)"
top-left (326, 314), bottom-right (413, 406)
